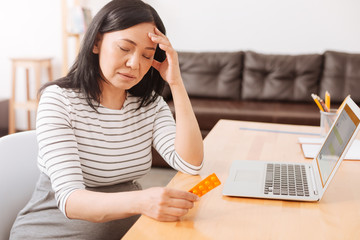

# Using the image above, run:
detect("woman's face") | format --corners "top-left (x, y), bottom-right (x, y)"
top-left (93, 22), bottom-right (157, 91)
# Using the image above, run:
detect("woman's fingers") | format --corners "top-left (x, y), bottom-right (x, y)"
top-left (149, 28), bottom-right (169, 43)
top-left (148, 29), bottom-right (173, 50)
top-left (141, 187), bottom-right (199, 222)
top-left (148, 34), bottom-right (172, 53)
top-left (154, 27), bottom-right (166, 37)
top-left (156, 213), bottom-right (181, 222)
top-left (148, 27), bottom-right (182, 84)
top-left (165, 206), bottom-right (189, 217)
top-left (166, 188), bottom-right (200, 203)
top-left (148, 31), bottom-right (178, 65)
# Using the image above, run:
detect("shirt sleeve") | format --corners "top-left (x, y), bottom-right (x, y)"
top-left (152, 97), bottom-right (203, 175)
top-left (36, 85), bottom-right (85, 217)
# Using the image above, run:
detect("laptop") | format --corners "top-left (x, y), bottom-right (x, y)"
top-left (223, 97), bottom-right (360, 201)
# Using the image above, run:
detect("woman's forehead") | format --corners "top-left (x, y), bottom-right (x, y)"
top-left (104, 22), bottom-right (156, 44)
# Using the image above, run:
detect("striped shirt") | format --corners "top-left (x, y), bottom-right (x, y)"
top-left (36, 85), bottom-right (203, 216)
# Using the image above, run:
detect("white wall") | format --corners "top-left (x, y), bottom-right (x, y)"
top-left (0, 0), bottom-right (359, 129)
top-left (0, 0), bottom-right (63, 129)
top-left (0, 0), bottom-right (62, 97)
top-left (148, 0), bottom-right (360, 54)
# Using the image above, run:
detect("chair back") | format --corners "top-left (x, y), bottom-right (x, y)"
top-left (0, 131), bottom-right (39, 240)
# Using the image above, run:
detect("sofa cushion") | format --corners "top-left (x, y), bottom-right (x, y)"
top-left (178, 51), bottom-right (243, 100)
top-left (242, 51), bottom-right (322, 102)
top-left (320, 51), bottom-right (360, 103)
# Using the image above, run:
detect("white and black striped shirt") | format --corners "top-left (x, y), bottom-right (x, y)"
top-left (36, 85), bottom-right (203, 216)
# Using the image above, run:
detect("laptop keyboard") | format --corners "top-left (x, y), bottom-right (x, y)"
top-left (264, 163), bottom-right (310, 197)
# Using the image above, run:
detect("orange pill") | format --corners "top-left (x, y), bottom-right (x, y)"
top-left (188, 173), bottom-right (221, 197)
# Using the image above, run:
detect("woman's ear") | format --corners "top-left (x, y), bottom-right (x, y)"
top-left (92, 34), bottom-right (102, 54)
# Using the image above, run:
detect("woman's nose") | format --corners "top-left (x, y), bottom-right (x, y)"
top-left (125, 54), bottom-right (140, 70)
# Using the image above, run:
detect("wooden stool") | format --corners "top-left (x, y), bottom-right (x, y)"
top-left (8, 58), bottom-right (53, 134)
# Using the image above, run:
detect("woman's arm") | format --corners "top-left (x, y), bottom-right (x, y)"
top-left (170, 80), bottom-right (204, 166)
top-left (149, 28), bottom-right (204, 167)
top-left (66, 187), bottom-right (199, 222)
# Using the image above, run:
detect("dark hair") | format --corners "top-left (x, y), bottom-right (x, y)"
top-left (40, 0), bottom-right (166, 110)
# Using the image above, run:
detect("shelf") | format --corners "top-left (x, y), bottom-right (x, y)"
top-left (61, 0), bottom-right (82, 76)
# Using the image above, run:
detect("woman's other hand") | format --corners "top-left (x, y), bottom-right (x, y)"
top-left (148, 28), bottom-right (182, 86)
top-left (138, 187), bottom-right (200, 222)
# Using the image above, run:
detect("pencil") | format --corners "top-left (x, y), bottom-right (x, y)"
top-left (311, 93), bottom-right (324, 112)
top-left (325, 91), bottom-right (330, 110)
top-left (318, 97), bottom-right (329, 112)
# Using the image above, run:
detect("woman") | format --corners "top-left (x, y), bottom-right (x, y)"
top-left (10, 0), bottom-right (203, 239)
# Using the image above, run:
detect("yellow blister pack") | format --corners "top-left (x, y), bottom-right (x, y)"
top-left (189, 173), bottom-right (221, 197)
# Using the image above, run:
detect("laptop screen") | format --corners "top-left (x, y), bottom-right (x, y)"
top-left (316, 104), bottom-right (360, 187)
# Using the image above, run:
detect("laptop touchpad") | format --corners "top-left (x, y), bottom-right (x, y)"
top-left (234, 169), bottom-right (262, 193)
top-left (234, 169), bottom-right (263, 193)
top-left (223, 161), bottom-right (265, 196)
top-left (235, 170), bottom-right (262, 182)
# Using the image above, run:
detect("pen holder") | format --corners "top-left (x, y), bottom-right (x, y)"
top-left (320, 109), bottom-right (338, 138)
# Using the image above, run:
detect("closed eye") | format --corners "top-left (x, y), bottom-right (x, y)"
top-left (119, 46), bottom-right (130, 52)
top-left (143, 55), bottom-right (152, 60)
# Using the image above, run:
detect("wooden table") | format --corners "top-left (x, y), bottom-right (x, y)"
top-left (123, 120), bottom-right (360, 240)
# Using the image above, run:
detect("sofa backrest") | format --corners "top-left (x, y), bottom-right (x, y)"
top-left (178, 51), bottom-right (243, 100)
top-left (176, 50), bottom-right (360, 104)
top-left (241, 51), bottom-right (322, 102)
top-left (320, 51), bottom-right (360, 103)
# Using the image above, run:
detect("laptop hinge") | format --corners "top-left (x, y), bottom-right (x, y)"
top-left (309, 166), bottom-right (318, 195)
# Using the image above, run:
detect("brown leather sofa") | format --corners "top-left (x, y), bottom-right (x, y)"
top-left (152, 50), bottom-right (360, 168)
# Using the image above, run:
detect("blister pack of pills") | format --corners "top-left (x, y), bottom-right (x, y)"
top-left (189, 173), bottom-right (221, 197)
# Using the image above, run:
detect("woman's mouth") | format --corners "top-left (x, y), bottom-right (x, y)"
top-left (118, 72), bottom-right (136, 81)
